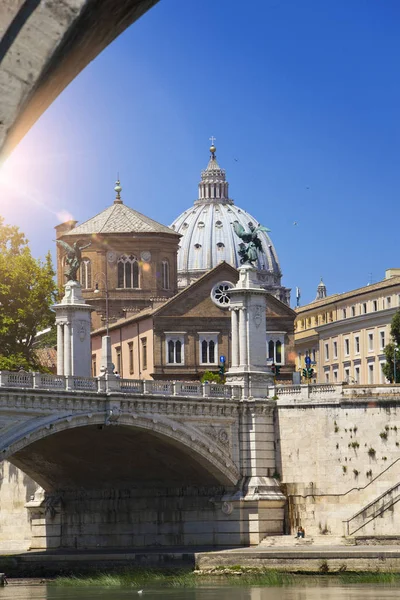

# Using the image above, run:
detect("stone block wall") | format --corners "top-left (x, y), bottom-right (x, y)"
top-left (277, 394), bottom-right (400, 537)
top-left (29, 486), bottom-right (272, 549)
top-left (0, 461), bottom-right (39, 551)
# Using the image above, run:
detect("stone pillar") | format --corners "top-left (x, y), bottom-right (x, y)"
top-left (231, 308), bottom-right (239, 368)
top-left (53, 280), bottom-right (93, 377)
top-left (224, 263), bottom-right (285, 543)
top-left (238, 307), bottom-right (248, 368)
top-left (57, 323), bottom-right (64, 375)
top-left (64, 322), bottom-right (71, 377)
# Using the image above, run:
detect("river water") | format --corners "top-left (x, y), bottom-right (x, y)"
top-left (3, 585), bottom-right (400, 600)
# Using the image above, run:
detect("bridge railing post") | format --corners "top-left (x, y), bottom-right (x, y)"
top-left (32, 372), bottom-right (42, 389)
top-left (202, 382), bottom-right (210, 397)
top-left (97, 377), bottom-right (106, 393)
top-left (173, 381), bottom-right (182, 395)
top-left (143, 380), bottom-right (152, 394)
top-left (65, 376), bottom-right (73, 391)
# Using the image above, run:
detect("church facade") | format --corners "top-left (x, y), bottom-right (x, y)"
top-left (55, 144), bottom-right (295, 381)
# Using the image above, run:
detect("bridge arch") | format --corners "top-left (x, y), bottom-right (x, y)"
top-left (3, 410), bottom-right (240, 491)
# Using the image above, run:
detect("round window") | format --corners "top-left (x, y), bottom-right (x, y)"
top-left (211, 281), bottom-right (234, 308)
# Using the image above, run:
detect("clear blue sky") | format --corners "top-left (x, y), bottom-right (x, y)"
top-left (1, 0), bottom-right (399, 305)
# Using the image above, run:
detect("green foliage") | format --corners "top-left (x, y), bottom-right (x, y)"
top-left (200, 370), bottom-right (223, 384)
top-left (0, 217), bottom-right (56, 371)
top-left (382, 311), bottom-right (400, 382)
top-left (368, 447), bottom-right (376, 457)
top-left (380, 431), bottom-right (388, 440)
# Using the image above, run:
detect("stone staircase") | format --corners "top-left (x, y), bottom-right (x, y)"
top-left (260, 535), bottom-right (354, 547)
top-left (344, 482), bottom-right (400, 536)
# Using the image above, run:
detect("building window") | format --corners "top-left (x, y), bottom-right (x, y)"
top-left (312, 349), bottom-right (316, 363)
top-left (380, 362), bottom-right (386, 384)
top-left (342, 308), bottom-right (347, 319)
top-left (80, 258), bottom-right (92, 289)
top-left (325, 371), bottom-right (330, 383)
top-left (373, 300), bottom-right (378, 311)
top-left (333, 341), bottom-right (338, 359)
top-left (333, 370), bottom-right (338, 382)
top-left (141, 337), bottom-right (147, 370)
top-left (128, 342), bottom-right (134, 374)
top-left (355, 335), bottom-right (360, 354)
top-left (325, 343), bottom-right (329, 361)
top-left (387, 297), bottom-right (392, 308)
top-left (355, 366), bottom-right (360, 384)
top-left (368, 363), bottom-right (374, 384)
top-left (363, 303), bottom-right (367, 314)
top-left (118, 255), bottom-right (139, 288)
top-left (169, 340), bottom-right (182, 363)
top-left (199, 333), bottom-right (218, 365)
top-left (162, 260), bottom-right (170, 290)
top-left (380, 331), bottom-right (385, 350)
top-left (344, 338), bottom-right (350, 356)
top-left (267, 335), bottom-right (285, 365)
top-left (165, 333), bottom-right (185, 365)
top-left (92, 354), bottom-right (97, 377)
top-left (115, 346), bottom-right (121, 375)
top-left (345, 368), bottom-right (350, 382)
top-left (368, 332), bottom-right (374, 352)
top-left (351, 306), bottom-right (356, 317)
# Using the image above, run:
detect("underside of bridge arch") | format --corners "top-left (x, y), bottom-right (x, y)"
top-left (9, 424), bottom-right (232, 492)
top-left (0, 0), bottom-right (159, 161)
top-left (6, 424), bottom-right (245, 550)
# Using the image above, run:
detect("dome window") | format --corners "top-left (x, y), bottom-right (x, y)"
top-left (182, 222), bottom-right (189, 229)
top-left (198, 222), bottom-right (205, 228)
top-left (194, 243), bottom-right (202, 249)
top-left (215, 220), bottom-right (223, 228)
top-left (211, 281), bottom-right (234, 308)
top-left (217, 242), bottom-right (225, 249)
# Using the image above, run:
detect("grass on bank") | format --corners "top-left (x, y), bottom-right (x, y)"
top-left (52, 567), bottom-right (400, 588)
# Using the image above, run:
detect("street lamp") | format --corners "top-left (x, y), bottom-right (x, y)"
top-left (94, 272), bottom-right (109, 336)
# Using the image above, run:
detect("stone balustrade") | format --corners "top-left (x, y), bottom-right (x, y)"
top-left (0, 371), bottom-right (241, 399)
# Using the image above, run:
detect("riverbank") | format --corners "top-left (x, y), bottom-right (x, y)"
top-left (4, 544), bottom-right (400, 578)
top-left (19, 569), bottom-right (400, 588)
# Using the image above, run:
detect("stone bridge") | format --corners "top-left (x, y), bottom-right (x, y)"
top-left (0, 371), bottom-right (283, 550)
top-left (0, 0), bottom-right (158, 161)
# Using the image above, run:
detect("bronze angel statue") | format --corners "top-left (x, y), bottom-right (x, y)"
top-left (56, 240), bottom-right (91, 281)
top-left (232, 221), bottom-right (271, 265)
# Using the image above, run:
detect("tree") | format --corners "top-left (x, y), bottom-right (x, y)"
top-left (382, 310), bottom-right (400, 383)
top-left (0, 217), bottom-right (57, 371)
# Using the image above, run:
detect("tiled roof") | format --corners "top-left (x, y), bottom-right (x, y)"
top-left (67, 203), bottom-right (178, 236)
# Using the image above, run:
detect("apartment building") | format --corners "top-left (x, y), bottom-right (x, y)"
top-left (295, 270), bottom-right (400, 384)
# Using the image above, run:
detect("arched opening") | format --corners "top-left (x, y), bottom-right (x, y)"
top-left (5, 422), bottom-right (239, 550)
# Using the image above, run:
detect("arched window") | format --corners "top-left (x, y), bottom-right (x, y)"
top-left (162, 260), bottom-right (170, 290)
top-left (199, 334), bottom-right (218, 365)
top-left (166, 335), bottom-right (184, 364)
top-left (267, 336), bottom-right (285, 365)
top-left (80, 258), bottom-right (91, 289)
top-left (117, 255), bottom-right (139, 288)
top-left (268, 340), bottom-right (274, 360)
top-left (276, 340), bottom-right (282, 363)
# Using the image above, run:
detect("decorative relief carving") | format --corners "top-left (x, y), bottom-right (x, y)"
top-left (201, 425), bottom-right (230, 447)
top-left (221, 501), bottom-right (233, 515)
top-left (252, 305), bottom-right (263, 328)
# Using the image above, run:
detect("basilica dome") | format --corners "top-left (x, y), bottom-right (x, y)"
top-left (170, 145), bottom-right (290, 304)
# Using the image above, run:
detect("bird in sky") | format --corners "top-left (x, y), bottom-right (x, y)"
top-left (293, 221), bottom-right (298, 226)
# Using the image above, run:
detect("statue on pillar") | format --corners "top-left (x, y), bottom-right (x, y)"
top-left (232, 221), bottom-right (270, 265)
top-left (56, 240), bottom-right (91, 281)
